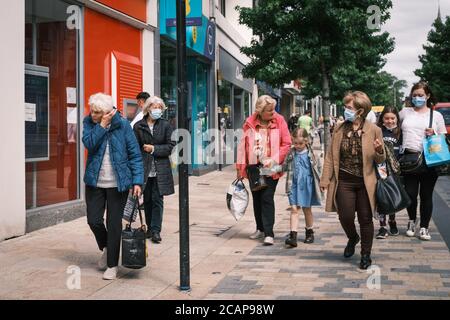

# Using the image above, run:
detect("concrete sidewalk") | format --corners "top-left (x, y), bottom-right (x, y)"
top-left (1, 165), bottom-right (450, 300)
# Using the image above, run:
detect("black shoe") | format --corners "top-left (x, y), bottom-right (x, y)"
top-left (344, 235), bottom-right (360, 258)
top-left (389, 220), bottom-right (399, 236)
top-left (359, 254), bottom-right (372, 270)
top-left (285, 231), bottom-right (298, 248)
top-left (145, 230), bottom-right (152, 239)
top-left (376, 227), bottom-right (388, 239)
top-left (304, 228), bottom-right (314, 244)
top-left (151, 231), bottom-right (161, 243)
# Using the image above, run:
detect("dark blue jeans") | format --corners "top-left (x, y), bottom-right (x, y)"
top-left (143, 177), bottom-right (164, 233)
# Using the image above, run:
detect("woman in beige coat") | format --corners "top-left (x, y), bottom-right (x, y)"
top-left (320, 91), bottom-right (385, 270)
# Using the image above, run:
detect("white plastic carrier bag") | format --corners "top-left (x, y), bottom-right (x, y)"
top-left (226, 179), bottom-right (249, 221)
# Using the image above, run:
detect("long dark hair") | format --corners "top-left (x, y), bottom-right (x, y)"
top-left (377, 106), bottom-right (401, 140)
top-left (408, 81), bottom-right (437, 108)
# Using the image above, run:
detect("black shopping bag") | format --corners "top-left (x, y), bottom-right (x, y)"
top-left (375, 161), bottom-right (411, 214)
top-left (122, 196), bottom-right (147, 269)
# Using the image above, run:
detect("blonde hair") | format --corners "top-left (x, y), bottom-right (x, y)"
top-left (143, 96), bottom-right (167, 116)
top-left (255, 95), bottom-right (276, 114)
top-left (343, 91), bottom-right (372, 119)
top-left (88, 93), bottom-right (113, 112)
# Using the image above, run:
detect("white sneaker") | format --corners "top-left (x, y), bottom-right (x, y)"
top-left (263, 236), bottom-right (274, 246)
top-left (98, 248), bottom-right (107, 270)
top-left (102, 267), bottom-right (118, 280)
top-left (249, 230), bottom-right (264, 239)
top-left (419, 228), bottom-right (431, 241)
top-left (406, 220), bottom-right (416, 237)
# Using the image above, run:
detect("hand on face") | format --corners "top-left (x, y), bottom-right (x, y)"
top-left (100, 109), bottom-right (116, 128)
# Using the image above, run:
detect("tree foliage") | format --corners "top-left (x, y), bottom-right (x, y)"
top-left (237, 0), bottom-right (396, 104)
top-left (415, 16), bottom-right (450, 102)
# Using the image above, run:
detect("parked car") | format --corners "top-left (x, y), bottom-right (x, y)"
top-left (434, 103), bottom-right (450, 135)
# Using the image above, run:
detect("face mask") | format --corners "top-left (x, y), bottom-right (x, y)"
top-left (384, 124), bottom-right (397, 131)
top-left (412, 97), bottom-right (427, 108)
top-left (344, 108), bottom-right (356, 122)
top-left (150, 109), bottom-right (162, 120)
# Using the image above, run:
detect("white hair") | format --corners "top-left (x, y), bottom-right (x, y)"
top-left (143, 96), bottom-right (167, 116)
top-left (88, 93), bottom-right (113, 112)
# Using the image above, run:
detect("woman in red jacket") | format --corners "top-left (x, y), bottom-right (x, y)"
top-left (236, 95), bottom-right (292, 245)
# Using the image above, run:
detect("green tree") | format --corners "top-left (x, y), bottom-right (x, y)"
top-left (415, 15), bottom-right (450, 102)
top-left (237, 0), bottom-right (394, 150)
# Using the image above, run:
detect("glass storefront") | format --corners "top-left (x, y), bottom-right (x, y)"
top-left (217, 79), bottom-right (252, 164)
top-left (161, 42), bottom-right (212, 170)
top-left (217, 79), bottom-right (252, 130)
top-left (160, 48), bottom-right (177, 130)
top-left (25, 0), bottom-right (80, 209)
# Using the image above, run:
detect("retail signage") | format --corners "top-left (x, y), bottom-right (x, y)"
top-left (219, 48), bottom-right (253, 92)
top-left (162, 0), bottom-right (202, 27)
top-left (25, 64), bottom-right (50, 162)
top-left (160, 0), bottom-right (215, 61)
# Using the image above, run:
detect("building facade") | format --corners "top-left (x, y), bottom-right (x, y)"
top-left (0, 0), bottom-right (257, 241)
top-left (1, 0), bottom-right (158, 241)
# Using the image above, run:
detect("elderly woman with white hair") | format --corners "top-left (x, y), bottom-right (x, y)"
top-left (82, 92), bottom-right (144, 280)
top-left (236, 95), bottom-right (292, 245)
top-left (133, 96), bottom-right (176, 244)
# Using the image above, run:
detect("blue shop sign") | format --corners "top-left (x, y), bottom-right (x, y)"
top-left (160, 0), bottom-right (215, 61)
top-left (162, 0), bottom-right (202, 27)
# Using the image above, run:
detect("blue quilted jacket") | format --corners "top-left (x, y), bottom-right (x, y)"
top-left (82, 112), bottom-right (144, 192)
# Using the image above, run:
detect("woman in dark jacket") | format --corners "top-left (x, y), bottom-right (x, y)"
top-left (133, 96), bottom-right (175, 244)
top-left (83, 92), bottom-right (143, 280)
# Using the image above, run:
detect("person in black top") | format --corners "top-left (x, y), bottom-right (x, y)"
top-left (375, 106), bottom-right (402, 239)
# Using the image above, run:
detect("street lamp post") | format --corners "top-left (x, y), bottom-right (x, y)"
top-left (393, 85), bottom-right (396, 109)
top-left (176, 0), bottom-right (190, 291)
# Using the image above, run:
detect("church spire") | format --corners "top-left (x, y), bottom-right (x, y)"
top-left (437, 0), bottom-right (442, 22)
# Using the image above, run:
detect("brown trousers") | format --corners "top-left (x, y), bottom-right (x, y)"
top-left (336, 170), bottom-right (374, 256)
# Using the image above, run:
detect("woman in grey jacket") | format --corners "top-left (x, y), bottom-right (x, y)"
top-left (133, 96), bottom-right (176, 244)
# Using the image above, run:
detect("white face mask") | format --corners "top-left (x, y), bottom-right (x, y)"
top-left (150, 108), bottom-right (162, 120)
top-left (384, 124), bottom-right (397, 131)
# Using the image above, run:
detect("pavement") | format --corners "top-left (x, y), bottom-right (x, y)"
top-left (1, 151), bottom-right (450, 300)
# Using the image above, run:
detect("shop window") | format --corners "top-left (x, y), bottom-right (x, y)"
top-left (244, 92), bottom-right (251, 119)
top-left (25, 0), bottom-right (80, 209)
top-left (161, 50), bottom-right (178, 130)
top-left (217, 0), bottom-right (226, 17)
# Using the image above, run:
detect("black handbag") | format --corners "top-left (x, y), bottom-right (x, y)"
top-left (122, 196), bottom-right (147, 269)
top-left (398, 150), bottom-right (427, 175)
top-left (375, 161), bottom-right (411, 214)
top-left (399, 109), bottom-right (433, 175)
top-left (246, 164), bottom-right (268, 192)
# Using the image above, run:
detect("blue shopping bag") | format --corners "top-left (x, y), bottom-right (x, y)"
top-left (423, 134), bottom-right (450, 167)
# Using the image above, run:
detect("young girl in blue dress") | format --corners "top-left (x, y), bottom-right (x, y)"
top-left (283, 128), bottom-right (322, 247)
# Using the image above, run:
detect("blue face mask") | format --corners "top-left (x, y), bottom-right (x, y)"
top-left (412, 97), bottom-right (427, 108)
top-left (150, 108), bottom-right (162, 120)
top-left (344, 108), bottom-right (356, 122)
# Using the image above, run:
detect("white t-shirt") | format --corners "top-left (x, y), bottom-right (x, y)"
top-left (366, 110), bottom-right (377, 123)
top-left (130, 111), bottom-right (144, 128)
top-left (399, 107), bottom-right (446, 152)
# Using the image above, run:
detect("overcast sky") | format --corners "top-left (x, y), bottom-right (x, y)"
top-left (381, 0), bottom-right (450, 95)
